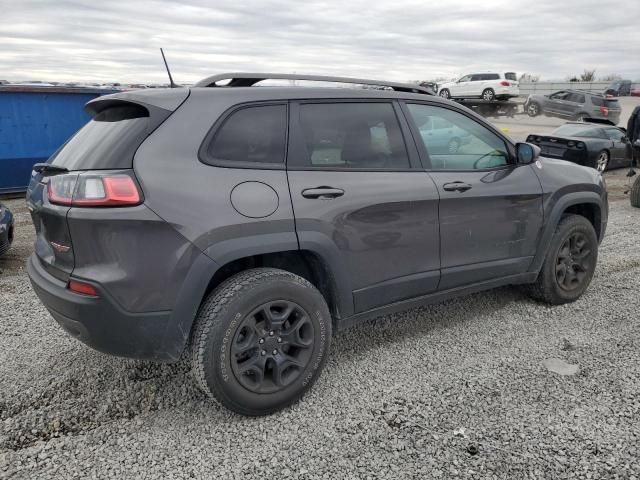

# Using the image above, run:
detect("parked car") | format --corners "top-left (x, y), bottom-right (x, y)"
top-left (527, 121), bottom-right (629, 173)
top-left (410, 113), bottom-right (472, 153)
top-left (0, 202), bottom-right (14, 257)
top-left (631, 84), bottom-right (640, 97)
top-left (26, 73), bottom-right (608, 416)
top-left (604, 80), bottom-right (631, 97)
top-left (525, 90), bottom-right (622, 124)
top-left (437, 72), bottom-right (519, 101)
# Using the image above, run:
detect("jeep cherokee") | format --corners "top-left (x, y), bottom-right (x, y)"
top-left (26, 73), bottom-right (608, 415)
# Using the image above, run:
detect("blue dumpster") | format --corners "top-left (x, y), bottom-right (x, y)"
top-left (0, 86), bottom-right (117, 193)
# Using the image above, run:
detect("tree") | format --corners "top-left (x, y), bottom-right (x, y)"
top-left (579, 69), bottom-right (596, 82)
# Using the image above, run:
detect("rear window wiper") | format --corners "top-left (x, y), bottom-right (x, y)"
top-left (33, 163), bottom-right (69, 175)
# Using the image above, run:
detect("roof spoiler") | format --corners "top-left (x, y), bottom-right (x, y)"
top-left (85, 88), bottom-right (189, 116)
top-left (194, 72), bottom-right (433, 95)
top-left (581, 117), bottom-right (616, 126)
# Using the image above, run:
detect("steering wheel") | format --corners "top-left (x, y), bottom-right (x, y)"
top-left (472, 152), bottom-right (496, 169)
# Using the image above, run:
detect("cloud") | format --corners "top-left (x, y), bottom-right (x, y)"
top-left (1, 0), bottom-right (639, 83)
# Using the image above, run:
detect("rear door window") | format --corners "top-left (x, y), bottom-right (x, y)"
top-left (290, 102), bottom-right (410, 170)
top-left (482, 74), bottom-right (500, 80)
top-left (204, 104), bottom-right (287, 166)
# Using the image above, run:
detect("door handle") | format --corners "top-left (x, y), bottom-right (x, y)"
top-left (443, 182), bottom-right (472, 192)
top-left (301, 187), bottom-right (345, 199)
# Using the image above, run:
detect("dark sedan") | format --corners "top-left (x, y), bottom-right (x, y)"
top-left (527, 122), bottom-right (629, 173)
top-left (0, 202), bottom-right (14, 257)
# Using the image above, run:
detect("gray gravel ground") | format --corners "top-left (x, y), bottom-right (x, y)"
top-left (1, 181), bottom-right (640, 479)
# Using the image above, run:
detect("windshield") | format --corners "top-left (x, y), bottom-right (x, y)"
top-left (553, 124), bottom-right (601, 138)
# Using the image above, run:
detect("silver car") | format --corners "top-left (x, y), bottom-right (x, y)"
top-left (525, 89), bottom-right (622, 124)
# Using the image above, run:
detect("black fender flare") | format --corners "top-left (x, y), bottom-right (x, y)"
top-left (529, 191), bottom-right (603, 274)
top-left (163, 231), bottom-right (354, 360)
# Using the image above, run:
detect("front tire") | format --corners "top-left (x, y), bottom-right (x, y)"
top-left (191, 268), bottom-right (332, 415)
top-left (526, 215), bottom-right (598, 305)
top-left (482, 88), bottom-right (495, 101)
top-left (439, 89), bottom-right (450, 99)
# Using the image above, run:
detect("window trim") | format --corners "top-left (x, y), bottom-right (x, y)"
top-left (286, 99), bottom-right (421, 172)
top-left (198, 101), bottom-right (289, 170)
top-left (399, 100), bottom-right (517, 172)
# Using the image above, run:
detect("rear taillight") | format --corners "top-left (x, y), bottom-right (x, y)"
top-left (500, 81), bottom-right (510, 86)
top-left (47, 174), bottom-right (77, 206)
top-left (600, 106), bottom-right (609, 116)
top-left (48, 173), bottom-right (142, 207)
top-left (68, 280), bottom-right (98, 296)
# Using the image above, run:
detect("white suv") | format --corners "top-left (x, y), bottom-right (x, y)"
top-left (438, 72), bottom-right (519, 101)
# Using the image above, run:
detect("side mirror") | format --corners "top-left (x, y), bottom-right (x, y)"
top-left (516, 142), bottom-right (541, 164)
top-left (622, 136), bottom-right (629, 143)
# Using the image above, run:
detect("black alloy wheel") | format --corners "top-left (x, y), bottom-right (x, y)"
top-left (555, 231), bottom-right (593, 292)
top-left (230, 300), bottom-right (314, 394)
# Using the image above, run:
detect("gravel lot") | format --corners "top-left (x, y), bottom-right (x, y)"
top-left (2, 173), bottom-right (640, 478)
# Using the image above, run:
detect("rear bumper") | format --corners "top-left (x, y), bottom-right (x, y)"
top-left (27, 253), bottom-right (181, 361)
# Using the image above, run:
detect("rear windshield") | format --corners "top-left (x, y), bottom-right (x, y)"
top-left (51, 104), bottom-right (150, 170)
top-left (604, 99), bottom-right (620, 108)
top-left (504, 72), bottom-right (517, 81)
top-left (553, 124), bottom-right (604, 138)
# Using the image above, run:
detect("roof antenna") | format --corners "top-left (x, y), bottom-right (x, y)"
top-left (160, 48), bottom-right (177, 88)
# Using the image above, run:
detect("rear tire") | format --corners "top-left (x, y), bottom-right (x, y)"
top-left (191, 268), bottom-right (332, 416)
top-left (526, 215), bottom-right (598, 305)
top-left (631, 175), bottom-right (640, 208)
top-left (527, 102), bottom-right (540, 117)
top-left (482, 88), bottom-right (495, 101)
top-left (439, 89), bottom-right (450, 99)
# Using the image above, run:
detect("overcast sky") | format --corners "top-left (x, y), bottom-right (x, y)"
top-left (2, 0), bottom-right (639, 84)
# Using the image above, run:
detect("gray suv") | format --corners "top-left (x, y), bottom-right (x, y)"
top-left (525, 89), bottom-right (622, 124)
top-left (26, 73), bottom-right (608, 415)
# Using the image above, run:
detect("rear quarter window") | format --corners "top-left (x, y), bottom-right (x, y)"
top-left (202, 104), bottom-right (287, 167)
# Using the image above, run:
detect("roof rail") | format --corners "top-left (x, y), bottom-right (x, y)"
top-left (194, 72), bottom-right (433, 95)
